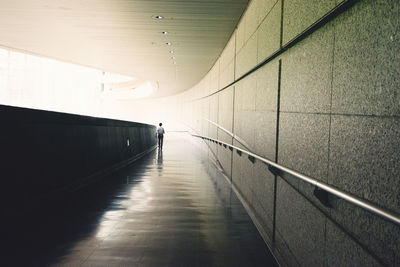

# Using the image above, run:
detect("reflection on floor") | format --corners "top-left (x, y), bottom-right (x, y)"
top-left (6, 132), bottom-right (277, 266)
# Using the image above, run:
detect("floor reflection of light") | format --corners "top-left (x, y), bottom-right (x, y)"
top-left (127, 178), bottom-right (154, 212)
top-left (94, 156), bottom-right (158, 239)
top-left (95, 210), bottom-right (125, 238)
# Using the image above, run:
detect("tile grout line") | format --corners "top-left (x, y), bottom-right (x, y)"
top-left (324, 19), bottom-right (336, 267)
top-left (272, 0), bottom-right (284, 244)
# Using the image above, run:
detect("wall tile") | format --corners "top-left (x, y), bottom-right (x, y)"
top-left (236, 20), bottom-right (246, 54)
top-left (203, 73), bottom-right (211, 96)
top-left (282, 0), bottom-right (335, 44)
top-left (251, 161), bottom-right (275, 235)
top-left (329, 115), bottom-right (400, 213)
top-left (278, 113), bottom-right (330, 183)
top-left (258, 0), bottom-right (279, 24)
top-left (280, 23), bottom-right (334, 113)
top-left (254, 110), bottom-right (276, 160)
top-left (235, 34), bottom-right (258, 78)
top-left (325, 219), bottom-right (385, 266)
top-left (255, 60), bottom-right (279, 112)
top-left (218, 86), bottom-right (234, 132)
top-left (329, 195), bottom-right (399, 266)
top-left (235, 74), bottom-right (257, 111)
top-left (232, 141), bottom-right (254, 204)
top-left (276, 178), bottom-right (326, 266)
top-left (209, 95), bottom-right (219, 154)
top-left (330, 204), bottom-right (400, 266)
top-left (332, 0), bottom-right (400, 116)
top-left (210, 60), bottom-right (220, 94)
top-left (217, 130), bottom-right (233, 177)
top-left (220, 34), bottom-right (236, 71)
top-left (219, 60), bottom-right (235, 89)
top-left (201, 99), bottom-right (209, 137)
top-left (245, 0), bottom-right (259, 42)
top-left (234, 110), bottom-right (255, 149)
top-left (257, 1), bottom-right (281, 63)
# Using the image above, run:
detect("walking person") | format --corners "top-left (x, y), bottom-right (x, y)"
top-left (156, 123), bottom-right (165, 149)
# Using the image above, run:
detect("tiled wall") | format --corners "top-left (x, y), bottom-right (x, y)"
top-left (179, 0), bottom-right (399, 265)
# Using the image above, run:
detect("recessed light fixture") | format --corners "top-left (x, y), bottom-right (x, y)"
top-left (162, 31), bottom-right (169, 35)
top-left (171, 56), bottom-right (175, 59)
top-left (152, 15), bottom-right (164, 20)
top-left (166, 42), bottom-right (172, 46)
top-left (169, 50), bottom-right (174, 54)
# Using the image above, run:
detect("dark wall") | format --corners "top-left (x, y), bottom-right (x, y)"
top-left (0, 104), bottom-right (156, 207)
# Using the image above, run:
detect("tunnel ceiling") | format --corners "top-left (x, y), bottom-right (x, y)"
top-left (0, 0), bottom-right (248, 97)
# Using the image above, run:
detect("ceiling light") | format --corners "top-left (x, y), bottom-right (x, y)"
top-left (171, 56), bottom-right (175, 59)
top-left (162, 31), bottom-right (168, 35)
top-left (152, 15), bottom-right (164, 20)
top-left (166, 42), bottom-right (171, 46)
top-left (169, 50), bottom-right (174, 53)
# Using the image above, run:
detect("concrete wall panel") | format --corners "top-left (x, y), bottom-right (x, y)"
top-left (254, 111), bottom-right (276, 160)
top-left (325, 220), bottom-right (381, 266)
top-left (234, 76), bottom-right (257, 149)
top-left (281, 24), bottom-right (334, 113)
top-left (218, 87), bottom-right (234, 132)
top-left (217, 87), bottom-right (234, 176)
top-left (251, 161), bottom-right (275, 237)
top-left (276, 178), bottom-right (326, 267)
top-left (220, 34), bottom-right (236, 71)
top-left (254, 60), bottom-right (278, 160)
top-left (235, 34), bottom-right (258, 78)
top-left (201, 99), bottom-right (210, 137)
top-left (219, 60), bottom-right (235, 89)
top-left (329, 115), bottom-right (400, 213)
top-left (282, 0), bottom-right (335, 44)
top-left (232, 143), bottom-right (254, 205)
top-left (327, 198), bottom-right (399, 266)
top-left (278, 113), bottom-right (330, 182)
top-left (332, 0), bottom-right (400, 116)
top-left (209, 95), bottom-right (219, 155)
top-left (210, 60), bottom-right (220, 95)
top-left (244, 0), bottom-right (259, 42)
top-left (257, 0), bottom-right (279, 24)
top-left (255, 60), bottom-right (279, 112)
top-left (257, 0), bottom-right (281, 63)
top-left (235, 21), bottom-right (246, 54)
top-left (216, 132), bottom-right (233, 177)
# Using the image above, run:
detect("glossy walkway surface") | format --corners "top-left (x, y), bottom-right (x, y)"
top-left (6, 133), bottom-right (277, 266)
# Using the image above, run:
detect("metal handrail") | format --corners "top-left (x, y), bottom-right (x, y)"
top-left (192, 133), bottom-right (400, 226)
top-left (205, 119), bottom-right (253, 151)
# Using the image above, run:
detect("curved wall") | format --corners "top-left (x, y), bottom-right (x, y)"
top-left (176, 0), bottom-right (400, 266)
top-left (0, 104), bottom-right (157, 210)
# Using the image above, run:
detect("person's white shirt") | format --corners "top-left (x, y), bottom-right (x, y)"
top-left (157, 126), bottom-right (165, 135)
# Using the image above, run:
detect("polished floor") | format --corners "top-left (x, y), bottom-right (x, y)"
top-left (6, 133), bottom-right (277, 266)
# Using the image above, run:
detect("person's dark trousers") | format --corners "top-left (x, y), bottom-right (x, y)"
top-left (158, 135), bottom-right (164, 148)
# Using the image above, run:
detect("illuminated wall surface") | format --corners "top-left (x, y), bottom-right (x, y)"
top-left (174, 0), bottom-right (400, 266)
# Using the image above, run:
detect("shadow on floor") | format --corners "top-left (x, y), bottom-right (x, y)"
top-left (4, 151), bottom-right (157, 266)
